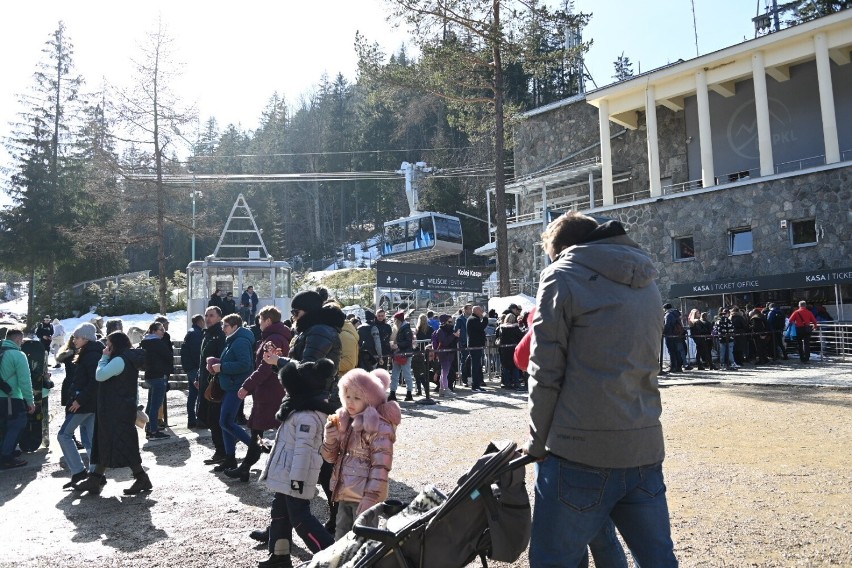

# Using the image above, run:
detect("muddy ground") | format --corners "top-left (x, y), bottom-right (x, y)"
top-left (1, 362), bottom-right (850, 567)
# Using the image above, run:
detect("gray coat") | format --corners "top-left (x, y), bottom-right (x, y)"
top-left (527, 230), bottom-right (665, 469)
top-left (260, 409), bottom-right (327, 499)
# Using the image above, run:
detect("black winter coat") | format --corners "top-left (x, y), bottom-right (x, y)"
top-left (496, 324), bottom-right (524, 368)
top-left (140, 335), bottom-right (174, 380)
top-left (70, 340), bottom-right (104, 414)
top-left (181, 324), bottom-right (204, 373)
top-left (466, 315), bottom-right (488, 347)
top-left (394, 322), bottom-right (413, 352)
top-left (198, 322), bottom-right (226, 390)
top-left (290, 306), bottom-right (344, 369)
top-left (91, 353), bottom-right (142, 469)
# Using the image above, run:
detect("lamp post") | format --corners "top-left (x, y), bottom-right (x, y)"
top-left (190, 177), bottom-right (201, 261)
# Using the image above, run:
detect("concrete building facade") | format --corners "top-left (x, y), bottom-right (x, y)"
top-left (478, 10), bottom-right (852, 318)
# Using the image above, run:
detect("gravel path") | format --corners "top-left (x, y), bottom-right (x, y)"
top-left (1, 361), bottom-right (850, 567)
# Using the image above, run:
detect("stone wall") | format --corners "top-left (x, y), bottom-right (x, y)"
top-left (505, 166), bottom-right (852, 299)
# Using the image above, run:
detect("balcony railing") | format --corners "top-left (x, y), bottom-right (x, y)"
top-left (774, 154), bottom-right (826, 174)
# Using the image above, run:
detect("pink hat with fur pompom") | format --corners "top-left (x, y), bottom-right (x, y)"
top-left (338, 367), bottom-right (391, 408)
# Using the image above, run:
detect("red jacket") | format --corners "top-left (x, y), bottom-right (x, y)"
top-left (513, 307), bottom-right (537, 372)
top-left (241, 321), bottom-right (291, 431)
top-left (788, 308), bottom-right (818, 329)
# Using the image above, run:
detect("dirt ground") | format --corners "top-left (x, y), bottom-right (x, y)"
top-left (1, 365), bottom-right (850, 567)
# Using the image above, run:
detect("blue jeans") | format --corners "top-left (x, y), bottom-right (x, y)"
top-left (585, 519), bottom-right (629, 568)
top-left (720, 341), bottom-right (735, 367)
top-left (145, 377), bottom-right (168, 434)
top-left (501, 366), bottom-right (521, 387)
top-left (185, 369), bottom-right (199, 424)
top-left (57, 411), bottom-right (96, 474)
top-left (665, 338), bottom-right (684, 370)
top-left (390, 357), bottom-right (414, 393)
top-left (530, 455), bottom-right (677, 568)
top-left (470, 349), bottom-right (484, 388)
top-left (220, 390), bottom-right (252, 457)
top-left (0, 398), bottom-right (28, 460)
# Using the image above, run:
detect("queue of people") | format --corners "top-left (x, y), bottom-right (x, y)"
top-left (662, 299), bottom-right (825, 371)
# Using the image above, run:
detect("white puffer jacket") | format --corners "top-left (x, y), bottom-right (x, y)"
top-left (261, 409), bottom-right (328, 498)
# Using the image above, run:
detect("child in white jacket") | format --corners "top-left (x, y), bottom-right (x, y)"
top-left (259, 358), bottom-right (337, 568)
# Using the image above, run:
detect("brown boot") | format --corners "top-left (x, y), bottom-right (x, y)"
top-left (74, 472), bottom-right (105, 496)
top-left (123, 471), bottom-right (153, 495)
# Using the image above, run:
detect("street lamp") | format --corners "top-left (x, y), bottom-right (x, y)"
top-left (190, 174), bottom-right (202, 261)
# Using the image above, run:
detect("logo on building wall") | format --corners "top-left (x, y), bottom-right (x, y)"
top-left (727, 98), bottom-right (796, 160)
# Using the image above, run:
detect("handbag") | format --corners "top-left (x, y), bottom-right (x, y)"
top-left (135, 408), bottom-right (149, 429)
top-left (784, 324), bottom-right (797, 341)
top-left (393, 353), bottom-right (410, 365)
top-left (204, 375), bottom-right (225, 403)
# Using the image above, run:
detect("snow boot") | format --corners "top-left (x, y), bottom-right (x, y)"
top-left (63, 470), bottom-right (88, 489)
top-left (213, 456), bottom-right (238, 473)
top-left (123, 470), bottom-right (153, 495)
top-left (260, 538), bottom-right (292, 568)
top-left (404, 391), bottom-right (414, 402)
top-left (74, 472), bottom-right (105, 496)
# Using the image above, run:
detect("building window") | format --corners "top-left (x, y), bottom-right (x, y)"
top-left (789, 218), bottom-right (817, 247)
top-left (673, 236), bottom-right (695, 262)
top-left (729, 228), bottom-right (753, 255)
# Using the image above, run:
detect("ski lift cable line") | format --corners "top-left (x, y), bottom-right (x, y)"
top-left (185, 146), bottom-right (477, 160)
top-left (125, 171), bottom-right (503, 184)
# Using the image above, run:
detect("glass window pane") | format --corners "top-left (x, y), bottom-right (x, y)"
top-left (189, 268), bottom-right (206, 299)
top-left (790, 219), bottom-right (817, 246)
top-left (243, 270), bottom-right (272, 298)
top-left (730, 229), bottom-right (753, 254)
top-left (673, 236), bottom-right (695, 261)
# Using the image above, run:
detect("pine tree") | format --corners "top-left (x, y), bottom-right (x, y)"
top-left (613, 52), bottom-right (634, 82)
top-left (2, 21), bottom-right (84, 322)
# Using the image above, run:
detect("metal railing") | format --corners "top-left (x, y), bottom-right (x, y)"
top-left (661, 322), bottom-right (851, 368)
top-left (774, 154), bottom-right (826, 174)
top-left (663, 179), bottom-right (703, 195)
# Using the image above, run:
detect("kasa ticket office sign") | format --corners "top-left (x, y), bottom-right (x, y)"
top-left (670, 267), bottom-right (852, 298)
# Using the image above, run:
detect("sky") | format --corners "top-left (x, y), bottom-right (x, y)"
top-left (0, 0), bottom-right (759, 183)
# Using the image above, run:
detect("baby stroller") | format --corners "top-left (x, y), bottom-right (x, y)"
top-left (307, 440), bottom-right (534, 568)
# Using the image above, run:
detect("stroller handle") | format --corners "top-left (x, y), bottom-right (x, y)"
top-left (493, 453), bottom-right (537, 478)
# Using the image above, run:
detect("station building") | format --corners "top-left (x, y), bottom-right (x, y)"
top-left (478, 9), bottom-right (852, 319)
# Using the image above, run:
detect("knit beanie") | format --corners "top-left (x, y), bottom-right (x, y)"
top-left (291, 290), bottom-right (323, 313)
top-left (72, 322), bottom-right (98, 342)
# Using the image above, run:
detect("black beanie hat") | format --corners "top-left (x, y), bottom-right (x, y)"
top-left (291, 290), bottom-right (323, 313)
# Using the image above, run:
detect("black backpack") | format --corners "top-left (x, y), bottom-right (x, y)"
top-left (0, 348), bottom-right (12, 395)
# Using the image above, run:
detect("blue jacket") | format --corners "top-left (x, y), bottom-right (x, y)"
top-left (181, 324), bottom-right (204, 373)
top-left (454, 313), bottom-right (468, 347)
top-left (218, 326), bottom-right (256, 391)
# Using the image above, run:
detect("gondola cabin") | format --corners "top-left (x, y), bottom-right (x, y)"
top-left (382, 212), bottom-right (463, 261)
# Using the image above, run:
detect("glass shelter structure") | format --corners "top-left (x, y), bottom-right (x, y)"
top-left (186, 194), bottom-right (292, 327)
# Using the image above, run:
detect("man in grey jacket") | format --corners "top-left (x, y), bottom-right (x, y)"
top-left (524, 212), bottom-right (678, 567)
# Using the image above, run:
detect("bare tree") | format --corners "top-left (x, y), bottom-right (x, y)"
top-left (112, 17), bottom-right (197, 314)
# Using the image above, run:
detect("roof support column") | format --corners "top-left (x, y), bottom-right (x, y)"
top-left (752, 51), bottom-right (775, 176)
top-left (695, 70), bottom-right (716, 187)
top-left (814, 32), bottom-right (840, 164)
top-left (645, 85), bottom-right (662, 197)
top-left (598, 99), bottom-right (614, 206)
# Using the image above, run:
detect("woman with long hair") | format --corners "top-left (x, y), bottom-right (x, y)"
top-left (74, 331), bottom-right (152, 496)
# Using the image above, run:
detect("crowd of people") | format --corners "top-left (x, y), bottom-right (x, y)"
top-left (1, 220), bottom-right (841, 567)
top-left (662, 299), bottom-right (830, 371)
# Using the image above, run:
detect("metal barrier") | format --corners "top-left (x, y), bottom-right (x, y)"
top-left (661, 322), bottom-right (851, 369)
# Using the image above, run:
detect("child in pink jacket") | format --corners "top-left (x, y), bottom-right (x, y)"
top-left (321, 368), bottom-right (402, 540)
